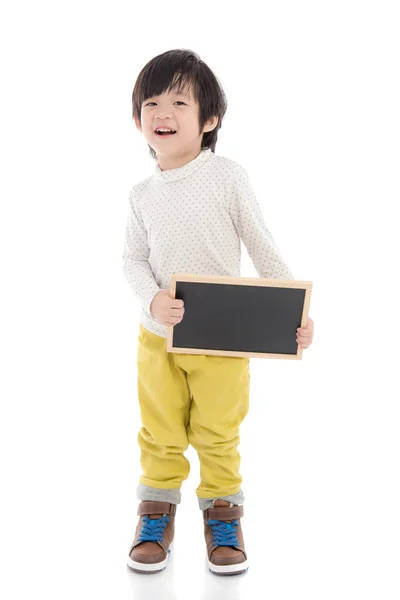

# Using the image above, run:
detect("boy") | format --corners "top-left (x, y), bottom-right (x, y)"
top-left (122, 49), bottom-right (314, 575)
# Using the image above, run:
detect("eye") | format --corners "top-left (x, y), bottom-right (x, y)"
top-left (144, 101), bottom-right (186, 107)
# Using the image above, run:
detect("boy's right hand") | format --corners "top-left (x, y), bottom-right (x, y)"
top-left (150, 289), bottom-right (185, 326)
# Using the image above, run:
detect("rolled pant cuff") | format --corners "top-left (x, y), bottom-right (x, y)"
top-left (198, 489), bottom-right (245, 511)
top-left (137, 484), bottom-right (181, 505)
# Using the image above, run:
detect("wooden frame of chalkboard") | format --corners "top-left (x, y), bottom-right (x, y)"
top-left (166, 274), bottom-right (312, 360)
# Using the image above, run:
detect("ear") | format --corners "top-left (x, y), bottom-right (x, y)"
top-left (134, 114), bottom-right (142, 132)
top-left (203, 115), bottom-right (219, 133)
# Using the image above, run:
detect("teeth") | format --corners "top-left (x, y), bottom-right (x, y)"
top-left (156, 128), bottom-right (176, 133)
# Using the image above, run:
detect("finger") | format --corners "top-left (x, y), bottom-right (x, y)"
top-left (297, 332), bottom-right (312, 340)
top-left (168, 315), bottom-right (182, 324)
top-left (296, 337), bottom-right (311, 347)
top-left (297, 340), bottom-right (309, 348)
top-left (170, 310), bottom-right (184, 319)
top-left (171, 299), bottom-right (184, 308)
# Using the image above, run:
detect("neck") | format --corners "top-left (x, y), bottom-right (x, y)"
top-left (156, 146), bottom-right (203, 171)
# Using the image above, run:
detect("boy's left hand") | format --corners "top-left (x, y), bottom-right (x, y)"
top-left (296, 317), bottom-right (314, 349)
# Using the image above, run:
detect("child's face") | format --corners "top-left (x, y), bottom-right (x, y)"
top-left (136, 84), bottom-right (214, 157)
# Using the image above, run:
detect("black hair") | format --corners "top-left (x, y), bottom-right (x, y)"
top-left (132, 49), bottom-right (228, 160)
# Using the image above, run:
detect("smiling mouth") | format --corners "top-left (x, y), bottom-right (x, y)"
top-left (154, 129), bottom-right (177, 136)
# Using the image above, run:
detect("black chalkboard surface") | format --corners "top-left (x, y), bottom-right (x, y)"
top-left (166, 274), bottom-right (312, 360)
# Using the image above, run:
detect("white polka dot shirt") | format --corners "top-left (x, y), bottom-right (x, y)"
top-left (122, 148), bottom-right (294, 339)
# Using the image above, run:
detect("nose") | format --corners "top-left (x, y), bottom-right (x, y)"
top-left (155, 105), bottom-right (174, 119)
top-left (156, 112), bottom-right (173, 120)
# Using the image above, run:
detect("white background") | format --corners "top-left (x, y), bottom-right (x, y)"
top-left (1, 1), bottom-right (399, 599)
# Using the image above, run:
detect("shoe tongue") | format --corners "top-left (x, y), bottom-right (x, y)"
top-left (213, 500), bottom-right (232, 507)
top-left (148, 513), bottom-right (163, 519)
top-left (212, 500), bottom-right (233, 523)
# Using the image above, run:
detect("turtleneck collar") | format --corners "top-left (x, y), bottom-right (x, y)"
top-left (153, 148), bottom-right (212, 183)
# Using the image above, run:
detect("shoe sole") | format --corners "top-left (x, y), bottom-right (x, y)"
top-left (207, 556), bottom-right (249, 575)
top-left (127, 541), bottom-right (173, 573)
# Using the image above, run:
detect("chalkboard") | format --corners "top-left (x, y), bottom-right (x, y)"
top-left (166, 274), bottom-right (312, 360)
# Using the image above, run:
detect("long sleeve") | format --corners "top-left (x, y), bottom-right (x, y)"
top-left (122, 190), bottom-right (161, 317)
top-left (229, 165), bottom-right (295, 280)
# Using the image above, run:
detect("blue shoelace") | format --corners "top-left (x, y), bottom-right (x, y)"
top-left (207, 519), bottom-right (239, 547)
top-left (138, 515), bottom-right (170, 543)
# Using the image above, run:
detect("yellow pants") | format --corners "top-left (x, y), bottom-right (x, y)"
top-left (136, 324), bottom-right (250, 509)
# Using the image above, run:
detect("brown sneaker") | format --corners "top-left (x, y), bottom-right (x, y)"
top-left (203, 500), bottom-right (248, 575)
top-left (127, 501), bottom-right (176, 573)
